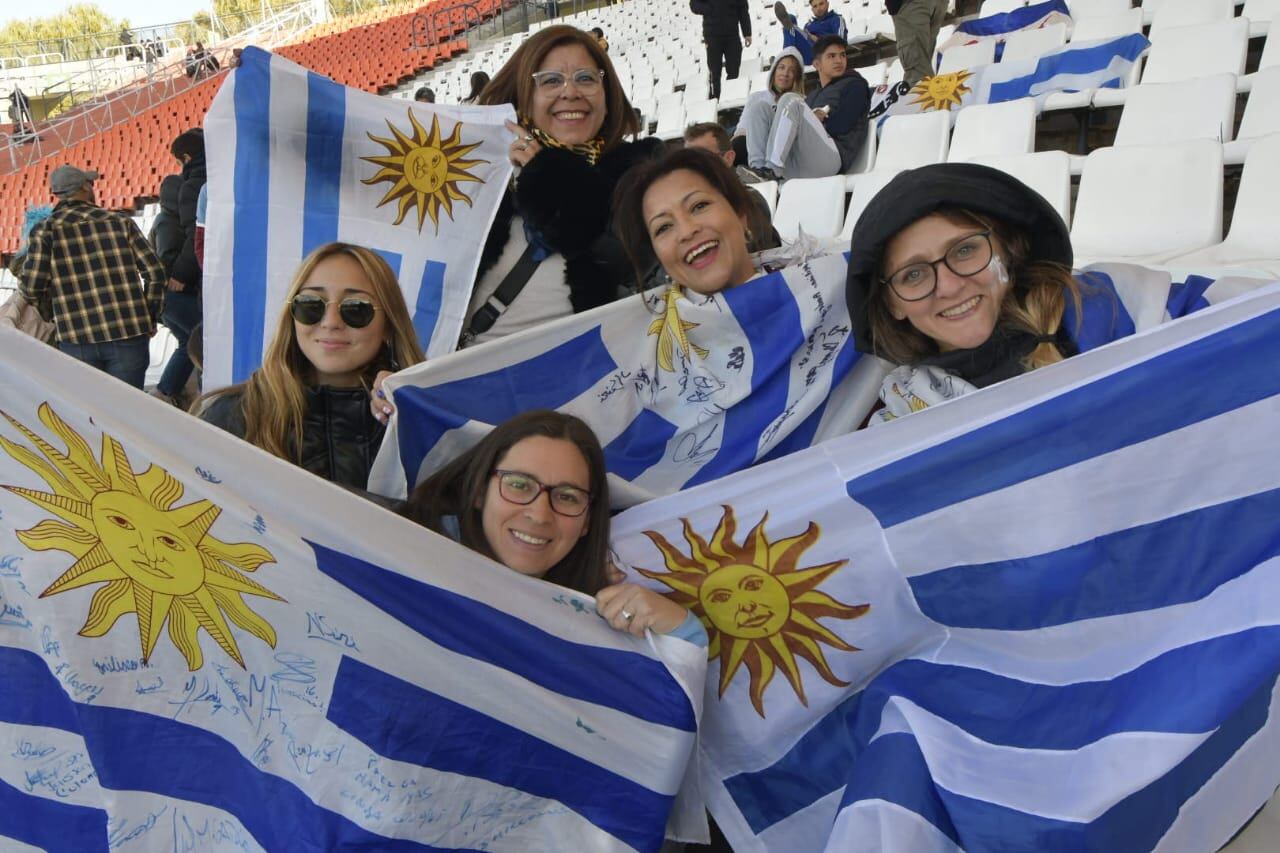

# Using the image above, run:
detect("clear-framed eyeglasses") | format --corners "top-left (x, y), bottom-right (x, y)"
top-left (492, 469), bottom-right (592, 517)
top-left (530, 68), bottom-right (605, 94)
top-left (882, 231), bottom-right (994, 302)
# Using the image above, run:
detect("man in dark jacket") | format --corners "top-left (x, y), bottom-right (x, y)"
top-left (738, 36), bottom-right (869, 182)
top-left (889, 0), bottom-right (948, 86)
top-left (690, 0), bottom-right (752, 100)
top-left (154, 129), bottom-right (206, 405)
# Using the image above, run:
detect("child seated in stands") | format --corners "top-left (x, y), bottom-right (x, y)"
top-left (398, 410), bottom-right (703, 641)
top-left (197, 242), bottom-right (424, 488)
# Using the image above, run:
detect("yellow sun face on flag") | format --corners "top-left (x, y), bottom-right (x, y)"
top-left (0, 404), bottom-right (282, 671)
top-left (361, 110), bottom-right (489, 233)
top-left (909, 69), bottom-right (974, 111)
top-left (639, 506), bottom-right (869, 717)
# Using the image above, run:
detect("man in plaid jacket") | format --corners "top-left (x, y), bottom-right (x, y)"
top-left (21, 164), bottom-right (166, 389)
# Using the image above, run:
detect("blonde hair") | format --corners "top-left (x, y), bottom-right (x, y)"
top-left (868, 210), bottom-right (1084, 369)
top-left (771, 55), bottom-right (806, 97)
top-left (198, 242), bottom-right (425, 463)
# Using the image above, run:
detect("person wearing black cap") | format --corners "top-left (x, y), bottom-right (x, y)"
top-left (845, 162), bottom-right (1098, 423)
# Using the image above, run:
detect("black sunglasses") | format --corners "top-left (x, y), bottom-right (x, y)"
top-left (289, 294), bottom-right (380, 329)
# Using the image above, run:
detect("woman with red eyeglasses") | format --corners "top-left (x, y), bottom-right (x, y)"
top-left (398, 409), bottom-right (701, 640)
top-left (196, 242), bottom-right (424, 488)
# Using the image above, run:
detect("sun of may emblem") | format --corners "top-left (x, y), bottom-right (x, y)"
top-left (639, 506), bottom-right (869, 717)
top-left (0, 404), bottom-right (282, 671)
top-left (361, 109), bottom-right (489, 233)
top-left (909, 69), bottom-right (974, 111)
top-left (649, 287), bottom-right (709, 373)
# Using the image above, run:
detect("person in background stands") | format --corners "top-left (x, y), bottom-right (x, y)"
top-left (683, 122), bottom-right (780, 252)
top-left (20, 165), bottom-right (165, 389)
top-left (689, 0), bottom-right (752, 100)
top-left (773, 0), bottom-right (847, 66)
top-left (414, 86), bottom-right (436, 103)
top-left (888, 0), bottom-right (948, 86)
top-left (461, 71), bottom-right (490, 105)
top-left (590, 27), bottom-right (609, 53)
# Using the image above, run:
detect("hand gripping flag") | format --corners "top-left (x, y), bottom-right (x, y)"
top-left (369, 252), bottom-right (887, 507)
top-left (0, 327), bottom-right (704, 852)
top-left (202, 46), bottom-right (515, 389)
top-left (609, 282), bottom-right (1280, 852)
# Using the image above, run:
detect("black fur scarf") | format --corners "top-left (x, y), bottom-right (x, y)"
top-left (474, 137), bottom-right (665, 315)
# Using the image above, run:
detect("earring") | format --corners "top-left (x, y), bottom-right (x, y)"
top-left (744, 227), bottom-right (755, 244)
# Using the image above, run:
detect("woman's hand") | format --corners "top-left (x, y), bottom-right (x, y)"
top-left (506, 119), bottom-right (543, 168)
top-left (596, 582), bottom-right (688, 637)
top-left (369, 370), bottom-right (395, 424)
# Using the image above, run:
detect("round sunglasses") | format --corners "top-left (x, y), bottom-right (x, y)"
top-left (289, 294), bottom-right (381, 329)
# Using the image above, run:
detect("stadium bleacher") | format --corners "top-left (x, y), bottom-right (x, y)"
top-left (2, 0), bottom-right (1279, 281)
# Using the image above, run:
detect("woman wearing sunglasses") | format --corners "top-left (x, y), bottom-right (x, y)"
top-left (198, 242), bottom-right (424, 487)
top-left (398, 410), bottom-right (700, 640)
top-left (462, 25), bottom-right (662, 348)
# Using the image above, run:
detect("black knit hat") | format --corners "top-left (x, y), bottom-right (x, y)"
top-left (845, 162), bottom-right (1072, 354)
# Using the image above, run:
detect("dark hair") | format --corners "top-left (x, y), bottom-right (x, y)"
top-left (465, 71), bottom-right (490, 101)
top-left (813, 34), bottom-right (848, 58)
top-left (170, 127), bottom-right (205, 161)
top-left (478, 25), bottom-right (639, 148)
top-left (612, 147), bottom-right (758, 284)
top-left (414, 86), bottom-right (435, 103)
top-left (590, 27), bottom-right (604, 37)
top-left (401, 410), bottom-right (612, 595)
top-left (683, 122), bottom-right (731, 152)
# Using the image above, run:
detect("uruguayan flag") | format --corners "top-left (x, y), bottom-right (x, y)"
top-left (202, 46), bottom-right (514, 389)
top-left (0, 327), bottom-right (704, 852)
top-left (369, 253), bottom-right (887, 507)
top-left (936, 0), bottom-right (1073, 58)
top-left (609, 282), bottom-right (1280, 852)
top-left (870, 32), bottom-right (1149, 121)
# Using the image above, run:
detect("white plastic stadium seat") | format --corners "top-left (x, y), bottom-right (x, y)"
top-left (773, 176), bottom-right (848, 241)
top-left (1163, 133), bottom-right (1280, 277)
top-left (753, 180), bottom-right (779, 216)
top-left (1093, 17), bottom-right (1249, 108)
top-left (947, 97), bottom-right (1037, 162)
top-left (1070, 140), bottom-right (1223, 267)
top-left (874, 111), bottom-right (951, 171)
top-left (1242, 0), bottom-right (1278, 37)
top-left (1066, 0), bottom-right (1132, 15)
top-left (979, 0), bottom-right (1026, 15)
top-left (1112, 74), bottom-right (1237, 147)
top-left (1225, 68), bottom-right (1280, 164)
top-left (1148, 0), bottom-right (1234, 34)
top-left (684, 98), bottom-right (718, 126)
top-left (840, 169), bottom-right (903, 242)
top-left (972, 151), bottom-right (1072, 226)
top-left (1000, 22), bottom-right (1067, 63)
top-left (718, 76), bottom-right (750, 109)
top-left (938, 40), bottom-right (997, 74)
top-left (843, 123), bottom-right (878, 178)
top-left (1068, 9), bottom-right (1144, 43)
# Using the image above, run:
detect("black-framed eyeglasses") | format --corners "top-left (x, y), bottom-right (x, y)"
top-left (530, 68), bottom-right (605, 94)
top-left (881, 231), bottom-right (994, 302)
top-left (493, 469), bottom-right (591, 517)
top-left (289, 294), bottom-right (381, 328)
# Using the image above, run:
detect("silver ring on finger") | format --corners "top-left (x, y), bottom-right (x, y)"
top-left (522, 135), bottom-right (534, 142)
top-left (621, 609), bottom-right (634, 622)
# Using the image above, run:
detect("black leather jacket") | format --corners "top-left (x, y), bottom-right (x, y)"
top-left (199, 386), bottom-right (385, 489)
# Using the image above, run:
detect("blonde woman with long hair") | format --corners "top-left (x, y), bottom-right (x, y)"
top-left (198, 242), bottom-right (424, 487)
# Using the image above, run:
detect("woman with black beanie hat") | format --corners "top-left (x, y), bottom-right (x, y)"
top-left (843, 162), bottom-right (1252, 424)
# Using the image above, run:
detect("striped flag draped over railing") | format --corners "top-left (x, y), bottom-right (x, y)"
top-left (609, 282), bottom-right (1280, 852)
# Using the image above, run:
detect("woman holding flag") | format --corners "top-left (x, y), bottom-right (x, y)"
top-left (844, 162), bottom-right (1263, 424)
top-left (461, 25), bottom-right (663, 347)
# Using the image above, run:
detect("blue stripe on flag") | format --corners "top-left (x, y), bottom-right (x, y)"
top-left (0, 647), bottom-right (438, 851)
top-left (0, 646), bottom-right (81, 732)
top-left (1167, 275), bottom-right (1217, 319)
top-left (846, 304), bottom-right (1280, 528)
top-left (832, 732), bottom-right (960, 847)
top-left (301, 71), bottom-right (347, 255)
top-left (394, 325), bottom-right (617, 488)
top-left (987, 33), bottom-right (1150, 103)
top-left (726, 629), bottom-right (1280, 832)
top-left (910, 488), bottom-right (1280, 629)
top-left (757, 333), bottom-right (861, 465)
top-left (231, 50), bottom-right (273, 384)
top-left (958, 0), bottom-right (1070, 37)
top-left (307, 540), bottom-right (696, 731)
top-left (897, 669), bottom-right (1280, 852)
top-left (330, 656), bottom-right (671, 853)
top-left (412, 260), bottom-right (447, 350)
top-left (372, 249), bottom-right (403, 275)
top-left (683, 274), bottom-right (806, 488)
top-left (1063, 272), bottom-right (1135, 353)
top-left (0, 775), bottom-right (107, 853)
top-left (604, 408), bottom-right (679, 480)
